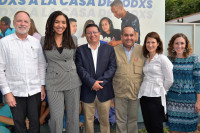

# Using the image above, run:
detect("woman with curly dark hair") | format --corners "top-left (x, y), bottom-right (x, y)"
top-left (166, 33), bottom-right (200, 133)
top-left (99, 17), bottom-right (121, 46)
top-left (42, 11), bottom-right (81, 133)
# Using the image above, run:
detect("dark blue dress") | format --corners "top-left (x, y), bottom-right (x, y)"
top-left (167, 55), bottom-right (200, 132)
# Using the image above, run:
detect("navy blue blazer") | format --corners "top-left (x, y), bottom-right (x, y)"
top-left (75, 43), bottom-right (117, 103)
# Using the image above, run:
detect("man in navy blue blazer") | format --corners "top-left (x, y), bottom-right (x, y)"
top-left (75, 24), bottom-right (117, 133)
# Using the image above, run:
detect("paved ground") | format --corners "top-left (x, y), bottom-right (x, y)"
top-left (40, 122), bottom-right (146, 133)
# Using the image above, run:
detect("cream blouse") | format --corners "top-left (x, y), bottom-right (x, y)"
top-left (138, 54), bottom-right (173, 113)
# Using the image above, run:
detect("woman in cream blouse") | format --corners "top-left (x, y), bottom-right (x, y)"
top-left (138, 32), bottom-right (173, 133)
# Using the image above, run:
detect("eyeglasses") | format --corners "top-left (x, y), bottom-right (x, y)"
top-left (86, 31), bottom-right (99, 35)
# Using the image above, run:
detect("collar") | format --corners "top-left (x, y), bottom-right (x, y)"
top-left (148, 53), bottom-right (158, 60)
top-left (88, 42), bottom-right (101, 50)
top-left (13, 33), bottom-right (30, 41)
top-left (121, 11), bottom-right (129, 21)
top-left (122, 43), bottom-right (135, 52)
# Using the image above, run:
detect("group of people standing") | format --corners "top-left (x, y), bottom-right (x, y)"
top-left (0, 0), bottom-right (200, 133)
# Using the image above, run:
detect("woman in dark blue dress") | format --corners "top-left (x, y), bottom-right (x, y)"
top-left (167, 33), bottom-right (200, 132)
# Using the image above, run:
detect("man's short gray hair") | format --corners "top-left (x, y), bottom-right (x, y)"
top-left (14, 11), bottom-right (30, 21)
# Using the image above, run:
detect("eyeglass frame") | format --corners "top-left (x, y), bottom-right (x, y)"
top-left (85, 31), bottom-right (99, 35)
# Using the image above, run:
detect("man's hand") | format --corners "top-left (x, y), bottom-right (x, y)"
top-left (92, 81), bottom-right (103, 91)
top-left (41, 86), bottom-right (46, 101)
top-left (5, 93), bottom-right (16, 107)
top-left (5, 92), bottom-right (17, 107)
top-left (108, 40), bottom-right (122, 47)
top-left (135, 32), bottom-right (139, 42)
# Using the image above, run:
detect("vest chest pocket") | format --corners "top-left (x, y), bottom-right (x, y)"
top-left (134, 62), bottom-right (143, 75)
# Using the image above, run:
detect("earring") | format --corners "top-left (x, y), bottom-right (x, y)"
top-left (172, 49), bottom-right (175, 52)
top-left (184, 49), bottom-right (186, 52)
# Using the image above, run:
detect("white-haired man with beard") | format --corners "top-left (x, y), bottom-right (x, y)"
top-left (0, 11), bottom-right (46, 133)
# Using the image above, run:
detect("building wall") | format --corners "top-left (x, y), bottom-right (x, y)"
top-left (165, 23), bottom-right (200, 56)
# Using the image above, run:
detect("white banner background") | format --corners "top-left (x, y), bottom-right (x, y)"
top-left (0, 0), bottom-right (165, 45)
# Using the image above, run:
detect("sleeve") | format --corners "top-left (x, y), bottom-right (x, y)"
top-left (131, 16), bottom-right (140, 33)
top-left (193, 55), bottom-right (200, 93)
top-left (40, 36), bottom-right (48, 63)
top-left (161, 55), bottom-right (174, 91)
top-left (33, 33), bottom-right (42, 41)
top-left (0, 40), bottom-right (11, 95)
top-left (114, 29), bottom-right (121, 41)
top-left (40, 36), bottom-right (45, 46)
top-left (11, 28), bottom-right (15, 34)
top-left (72, 35), bottom-right (78, 46)
top-left (38, 42), bottom-right (46, 85)
top-left (75, 47), bottom-right (96, 89)
top-left (0, 104), bottom-right (12, 118)
top-left (97, 46), bottom-right (117, 86)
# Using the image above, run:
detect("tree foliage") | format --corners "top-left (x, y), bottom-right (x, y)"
top-left (165, 0), bottom-right (200, 21)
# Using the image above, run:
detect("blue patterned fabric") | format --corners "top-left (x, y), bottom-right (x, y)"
top-left (166, 54), bottom-right (200, 132)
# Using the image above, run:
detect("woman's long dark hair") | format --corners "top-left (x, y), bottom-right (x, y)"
top-left (99, 17), bottom-right (114, 35)
top-left (43, 11), bottom-right (75, 50)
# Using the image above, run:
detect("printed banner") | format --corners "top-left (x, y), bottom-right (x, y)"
top-left (0, 0), bottom-right (164, 44)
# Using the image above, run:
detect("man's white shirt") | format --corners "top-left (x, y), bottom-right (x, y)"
top-left (88, 43), bottom-right (100, 73)
top-left (0, 33), bottom-right (46, 97)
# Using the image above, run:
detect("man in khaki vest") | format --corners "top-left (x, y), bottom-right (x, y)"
top-left (113, 26), bottom-right (145, 133)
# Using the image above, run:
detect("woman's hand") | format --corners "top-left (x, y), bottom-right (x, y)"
top-left (195, 94), bottom-right (200, 113)
top-left (195, 101), bottom-right (200, 113)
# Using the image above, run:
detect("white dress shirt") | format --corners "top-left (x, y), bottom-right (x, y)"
top-left (0, 33), bottom-right (46, 97)
top-left (138, 54), bottom-right (173, 113)
top-left (88, 43), bottom-right (100, 73)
